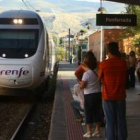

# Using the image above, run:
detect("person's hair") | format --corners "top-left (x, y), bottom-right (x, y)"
top-left (107, 42), bottom-right (119, 56)
top-left (129, 50), bottom-right (135, 57)
top-left (84, 51), bottom-right (97, 70)
top-left (121, 52), bottom-right (126, 59)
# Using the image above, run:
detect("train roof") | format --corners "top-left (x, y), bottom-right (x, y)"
top-left (0, 10), bottom-right (40, 19)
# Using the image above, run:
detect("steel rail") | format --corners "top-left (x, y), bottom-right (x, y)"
top-left (10, 100), bottom-right (36, 140)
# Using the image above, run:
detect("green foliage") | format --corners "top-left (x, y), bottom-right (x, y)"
top-left (52, 34), bottom-right (58, 45)
top-left (133, 37), bottom-right (140, 46)
top-left (132, 37), bottom-right (140, 56)
top-left (59, 38), bottom-right (63, 45)
top-left (80, 29), bottom-right (87, 34)
top-left (84, 37), bottom-right (88, 41)
top-left (56, 47), bottom-right (65, 61)
top-left (122, 5), bottom-right (140, 54)
top-left (125, 5), bottom-right (140, 35)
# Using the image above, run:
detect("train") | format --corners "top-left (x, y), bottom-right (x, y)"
top-left (0, 10), bottom-right (58, 93)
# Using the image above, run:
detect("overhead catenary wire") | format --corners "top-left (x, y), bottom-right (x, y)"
top-left (22, 0), bottom-right (29, 9)
top-left (22, 0), bottom-right (36, 11)
top-left (26, 0), bottom-right (36, 10)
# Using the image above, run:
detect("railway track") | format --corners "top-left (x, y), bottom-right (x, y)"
top-left (0, 68), bottom-right (57, 140)
top-left (0, 96), bottom-right (36, 140)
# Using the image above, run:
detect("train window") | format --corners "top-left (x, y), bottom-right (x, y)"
top-left (0, 29), bottom-right (39, 58)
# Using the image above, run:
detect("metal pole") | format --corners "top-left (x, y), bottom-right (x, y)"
top-left (100, 26), bottom-right (103, 61)
top-left (69, 28), bottom-right (70, 58)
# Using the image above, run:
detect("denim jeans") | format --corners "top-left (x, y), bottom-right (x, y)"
top-left (71, 100), bottom-right (84, 119)
top-left (103, 100), bottom-right (127, 140)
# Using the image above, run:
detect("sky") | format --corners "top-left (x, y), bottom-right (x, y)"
top-left (76, 0), bottom-right (103, 2)
top-left (0, 0), bottom-right (126, 13)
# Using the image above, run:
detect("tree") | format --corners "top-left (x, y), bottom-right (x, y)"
top-left (125, 5), bottom-right (140, 36)
top-left (56, 46), bottom-right (65, 61)
top-left (133, 37), bottom-right (140, 56)
top-left (79, 29), bottom-right (87, 35)
top-left (120, 5), bottom-right (140, 55)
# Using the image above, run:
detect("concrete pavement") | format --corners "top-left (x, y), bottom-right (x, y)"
top-left (49, 61), bottom-right (140, 140)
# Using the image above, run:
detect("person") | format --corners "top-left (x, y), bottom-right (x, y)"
top-left (75, 51), bottom-right (96, 82)
top-left (128, 50), bottom-right (137, 88)
top-left (98, 42), bottom-right (128, 140)
top-left (125, 55), bottom-right (130, 89)
top-left (137, 56), bottom-right (140, 83)
top-left (71, 53), bottom-right (88, 123)
top-left (80, 51), bottom-right (102, 138)
top-left (120, 52), bottom-right (130, 89)
top-left (75, 62), bottom-right (85, 82)
top-left (69, 55), bottom-right (72, 64)
top-left (71, 84), bottom-right (84, 123)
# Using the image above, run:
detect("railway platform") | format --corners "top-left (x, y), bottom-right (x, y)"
top-left (48, 61), bottom-right (140, 140)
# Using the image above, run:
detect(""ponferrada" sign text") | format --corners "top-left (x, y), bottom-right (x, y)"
top-left (96, 14), bottom-right (137, 26)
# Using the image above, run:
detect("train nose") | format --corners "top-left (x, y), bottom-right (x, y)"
top-left (0, 65), bottom-right (32, 88)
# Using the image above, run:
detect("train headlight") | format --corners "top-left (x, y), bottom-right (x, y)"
top-left (2, 53), bottom-right (6, 57)
top-left (13, 19), bottom-right (18, 24)
top-left (25, 54), bottom-right (29, 58)
top-left (18, 19), bottom-right (23, 24)
top-left (13, 19), bottom-right (23, 24)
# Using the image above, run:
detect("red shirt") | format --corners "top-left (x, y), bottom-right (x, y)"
top-left (75, 66), bottom-right (85, 81)
top-left (98, 56), bottom-right (127, 100)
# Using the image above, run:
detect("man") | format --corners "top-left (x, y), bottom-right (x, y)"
top-left (69, 55), bottom-right (72, 64)
top-left (98, 42), bottom-right (128, 140)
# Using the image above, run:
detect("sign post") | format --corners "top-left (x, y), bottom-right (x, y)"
top-left (96, 14), bottom-right (137, 26)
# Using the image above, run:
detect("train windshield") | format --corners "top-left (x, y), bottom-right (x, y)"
top-left (0, 29), bottom-right (39, 58)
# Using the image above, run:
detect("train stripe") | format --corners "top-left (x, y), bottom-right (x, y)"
top-left (0, 18), bottom-right (39, 25)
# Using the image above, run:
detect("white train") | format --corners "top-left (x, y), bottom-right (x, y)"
top-left (0, 10), bottom-right (57, 92)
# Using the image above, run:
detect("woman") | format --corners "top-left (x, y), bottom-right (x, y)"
top-left (128, 51), bottom-right (137, 87)
top-left (80, 51), bottom-right (102, 138)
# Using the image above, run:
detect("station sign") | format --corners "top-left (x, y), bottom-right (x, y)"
top-left (96, 14), bottom-right (137, 26)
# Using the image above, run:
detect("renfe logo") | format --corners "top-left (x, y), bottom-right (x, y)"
top-left (0, 67), bottom-right (29, 78)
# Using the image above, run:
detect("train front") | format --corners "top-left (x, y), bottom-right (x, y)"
top-left (0, 10), bottom-right (46, 90)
